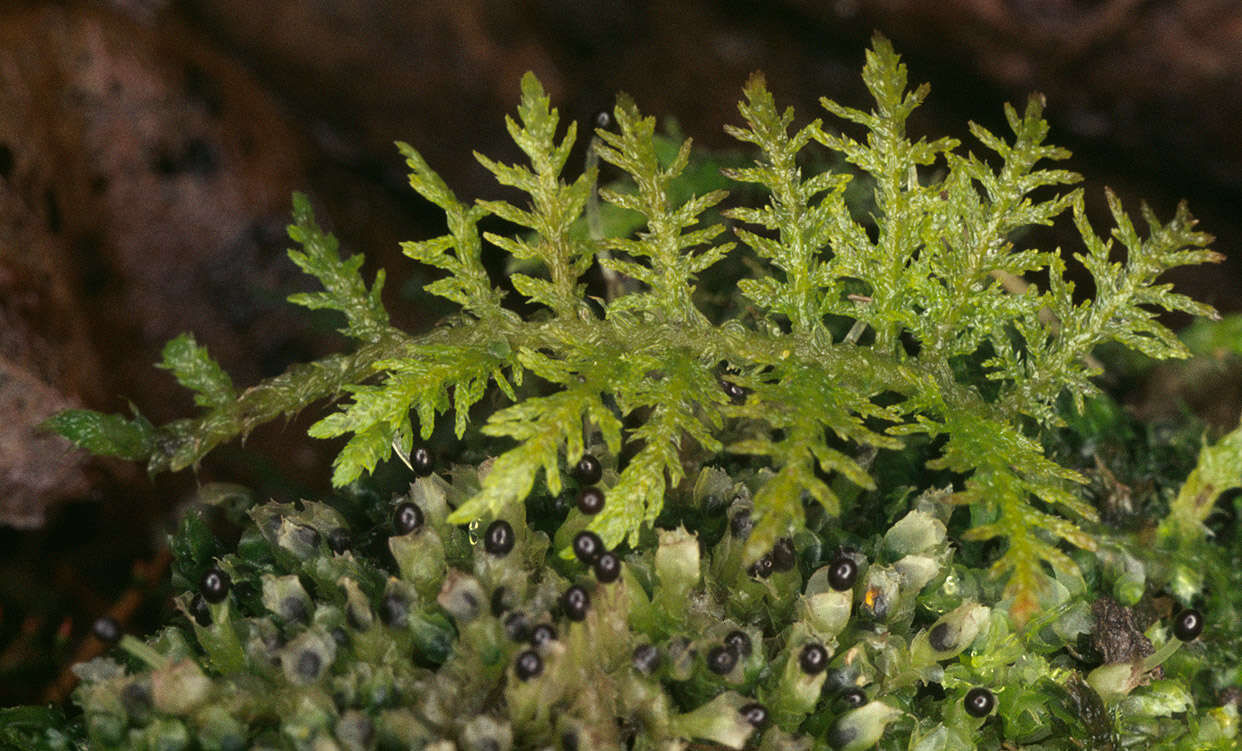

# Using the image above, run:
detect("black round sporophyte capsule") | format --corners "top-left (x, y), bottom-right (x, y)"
top-left (707, 644), bottom-right (738, 675)
top-left (515, 649), bottom-right (543, 681)
top-left (484, 519), bottom-right (516, 556)
top-left (738, 703), bottom-right (768, 728)
top-left (282, 597), bottom-right (310, 625)
top-left (827, 555), bottom-right (859, 591)
top-left (200, 566), bottom-right (231, 604)
top-left (189, 593), bottom-right (212, 626)
top-left (841, 687), bottom-right (867, 708)
top-left (562, 585), bottom-right (591, 621)
top-left (326, 527), bottom-right (350, 554)
top-left (748, 553), bottom-right (774, 579)
top-left (92, 616), bottom-right (121, 644)
top-left (632, 643), bottom-right (661, 674)
top-left (410, 445), bottom-right (434, 477)
top-left (720, 378), bottom-right (747, 405)
top-left (964, 687), bottom-right (996, 717)
top-left (593, 552), bottom-right (621, 583)
top-left (393, 502), bottom-right (424, 535)
top-left (573, 453), bottom-right (602, 485)
top-left (928, 622), bottom-right (955, 652)
top-left (1174, 608), bottom-right (1204, 641)
top-left (380, 593), bottom-right (408, 628)
top-left (724, 630), bottom-right (752, 659)
top-left (576, 487), bottom-right (606, 515)
top-left (295, 650), bottom-right (323, 682)
top-left (799, 643), bottom-right (828, 675)
top-left (530, 623), bottom-right (558, 646)
top-left (572, 530), bottom-right (604, 564)
top-left (504, 611), bottom-right (532, 642)
top-left (771, 537), bottom-right (796, 572)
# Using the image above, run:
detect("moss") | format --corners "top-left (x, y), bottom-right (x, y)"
top-left (24, 34), bottom-right (1242, 750)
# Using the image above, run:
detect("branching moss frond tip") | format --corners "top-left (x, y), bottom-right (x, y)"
top-left (286, 192), bottom-right (390, 342)
top-left (397, 141), bottom-right (502, 316)
top-left (158, 333), bottom-right (235, 410)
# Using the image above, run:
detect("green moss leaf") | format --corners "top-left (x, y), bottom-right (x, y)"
top-left (42, 408), bottom-right (154, 461)
top-left (286, 192), bottom-right (390, 342)
top-left (157, 333), bottom-right (235, 410)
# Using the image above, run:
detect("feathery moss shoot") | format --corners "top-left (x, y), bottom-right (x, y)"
top-left (33, 34), bottom-right (1242, 751)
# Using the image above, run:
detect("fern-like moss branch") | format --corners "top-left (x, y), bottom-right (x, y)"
top-left (47, 35), bottom-right (1221, 621)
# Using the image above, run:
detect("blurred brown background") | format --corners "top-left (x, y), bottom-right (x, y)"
top-left (1, 0), bottom-right (1239, 705)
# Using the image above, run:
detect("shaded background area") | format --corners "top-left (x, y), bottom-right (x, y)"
top-left (1, 0), bottom-right (1239, 705)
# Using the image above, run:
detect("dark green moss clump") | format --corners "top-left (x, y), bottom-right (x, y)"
top-left (53, 454), bottom-right (1236, 749)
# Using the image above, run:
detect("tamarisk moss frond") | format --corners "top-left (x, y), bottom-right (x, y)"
top-left (997, 190), bottom-right (1222, 424)
top-left (286, 193), bottom-right (390, 343)
top-left (448, 345), bottom-right (624, 529)
top-left (45, 200), bottom-right (412, 474)
top-left (723, 73), bottom-right (853, 340)
top-left (47, 35), bottom-right (1221, 620)
top-left (474, 72), bottom-right (595, 319)
top-left (309, 340), bottom-right (517, 487)
top-left (594, 94), bottom-right (733, 324)
top-left (729, 357), bottom-right (903, 561)
top-left (397, 142), bottom-right (506, 318)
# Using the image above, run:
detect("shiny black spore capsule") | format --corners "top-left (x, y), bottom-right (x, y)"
top-left (410, 446), bottom-right (434, 477)
top-left (827, 555), bottom-right (859, 591)
top-left (706, 644), bottom-right (737, 675)
top-left (593, 552), bottom-right (621, 583)
top-left (572, 531), bottom-right (604, 563)
top-left (724, 630), bottom-right (752, 659)
top-left (799, 643), bottom-right (828, 675)
top-left (573, 453), bottom-right (602, 485)
top-left (530, 623), bottom-right (558, 646)
top-left (393, 502), bottom-right (424, 535)
top-left (720, 379), bottom-right (747, 404)
top-left (200, 567), bottom-right (231, 604)
top-left (484, 520), bottom-right (516, 556)
top-left (1174, 608), bottom-right (1204, 641)
top-left (965, 687), bottom-right (996, 717)
top-left (576, 487), bottom-right (606, 515)
top-left (515, 649), bottom-right (543, 681)
top-left (748, 554), bottom-right (774, 579)
top-left (841, 687), bottom-right (867, 708)
top-left (562, 585), bottom-right (591, 621)
top-left (738, 702), bottom-right (767, 728)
